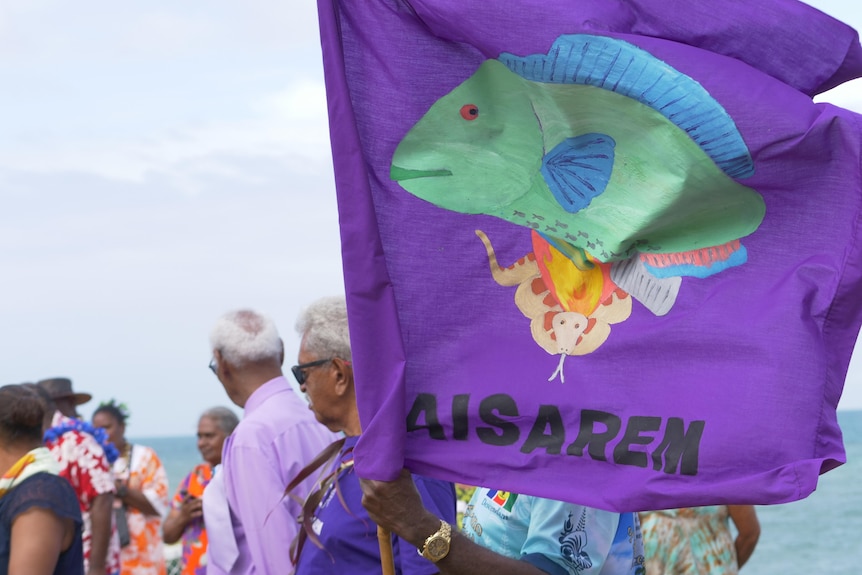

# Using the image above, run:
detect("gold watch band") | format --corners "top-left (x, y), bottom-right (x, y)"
top-left (418, 520), bottom-right (452, 562)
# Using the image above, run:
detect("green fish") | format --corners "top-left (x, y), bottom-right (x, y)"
top-left (390, 35), bottom-right (765, 279)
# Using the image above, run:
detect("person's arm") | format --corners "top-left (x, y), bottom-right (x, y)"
top-left (87, 492), bottom-right (113, 575)
top-left (163, 472), bottom-right (194, 544)
top-left (117, 481), bottom-right (159, 516)
top-left (8, 507), bottom-right (75, 575)
top-left (120, 447), bottom-right (169, 518)
top-left (163, 495), bottom-right (203, 544)
top-left (361, 471), bottom-right (549, 575)
top-left (227, 444), bottom-right (302, 575)
top-left (727, 505), bottom-right (760, 568)
top-left (397, 477), bottom-right (457, 575)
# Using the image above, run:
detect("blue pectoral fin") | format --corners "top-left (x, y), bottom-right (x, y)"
top-left (540, 133), bottom-right (615, 213)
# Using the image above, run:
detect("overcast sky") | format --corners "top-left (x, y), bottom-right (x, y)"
top-left (1, 0), bottom-right (861, 438)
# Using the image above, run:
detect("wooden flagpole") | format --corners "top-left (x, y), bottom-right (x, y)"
top-left (377, 525), bottom-right (396, 575)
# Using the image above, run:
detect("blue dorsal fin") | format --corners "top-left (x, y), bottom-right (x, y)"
top-left (540, 133), bottom-right (615, 213)
top-left (499, 35), bottom-right (754, 179)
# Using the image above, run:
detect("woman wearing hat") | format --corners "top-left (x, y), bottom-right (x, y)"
top-left (0, 383), bottom-right (83, 574)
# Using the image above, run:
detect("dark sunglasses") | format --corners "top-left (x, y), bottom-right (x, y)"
top-left (291, 359), bottom-right (332, 385)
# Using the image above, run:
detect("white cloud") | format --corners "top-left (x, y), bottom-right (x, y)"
top-left (816, 80), bottom-right (862, 113)
top-left (0, 1), bottom-right (322, 65)
top-left (0, 0), bottom-right (331, 193)
top-left (0, 78), bottom-right (332, 190)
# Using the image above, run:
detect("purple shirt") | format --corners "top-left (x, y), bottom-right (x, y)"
top-left (295, 435), bottom-right (456, 574)
top-left (210, 376), bottom-right (338, 575)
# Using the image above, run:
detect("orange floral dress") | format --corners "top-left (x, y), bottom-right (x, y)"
top-left (113, 444), bottom-right (169, 575)
top-left (169, 463), bottom-right (213, 574)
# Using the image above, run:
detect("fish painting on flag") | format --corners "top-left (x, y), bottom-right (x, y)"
top-left (390, 34), bottom-right (766, 382)
top-left (317, 0), bottom-right (862, 512)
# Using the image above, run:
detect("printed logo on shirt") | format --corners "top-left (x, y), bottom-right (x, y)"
top-left (559, 510), bottom-right (593, 571)
top-left (485, 490), bottom-right (518, 512)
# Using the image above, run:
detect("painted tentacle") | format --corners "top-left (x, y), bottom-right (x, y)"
top-left (530, 313), bottom-right (562, 356)
top-left (476, 230), bottom-right (539, 287)
top-left (590, 289), bottom-right (632, 325)
top-left (568, 291), bottom-right (631, 356)
top-left (514, 274), bottom-right (560, 319)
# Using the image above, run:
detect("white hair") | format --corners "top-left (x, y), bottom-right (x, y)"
top-left (295, 296), bottom-right (351, 361)
top-left (210, 309), bottom-right (283, 365)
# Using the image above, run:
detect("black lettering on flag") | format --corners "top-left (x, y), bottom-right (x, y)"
top-left (406, 393), bottom-right (445, 440)
top-left (566, 409), bottom-right (621, 461)
top-left (405, 392), bottom-right (703, 476)
top-left (452, 394), bottom-right (470, 440)
top-left (651, 417), bottom-right (705, 475)
top-left (476, 394), bottom-right (520, 446)
top-left (521, 404), bottom-right (565, 454)
top-left (613, 416), bottom-right (662, 468)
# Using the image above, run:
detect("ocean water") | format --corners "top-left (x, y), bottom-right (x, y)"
top-left (130, 434), bottom-right (202, 494)
top-left (133, 410), bottom-right (862, 573)
top-left (743, 410), bottom-right (862, 575)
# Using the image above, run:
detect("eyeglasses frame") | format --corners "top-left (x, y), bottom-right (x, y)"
top-left (291, 358), bottom-right (333, 386)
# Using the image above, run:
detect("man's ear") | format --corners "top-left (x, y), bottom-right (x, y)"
top-left (278, 338), bottom-right (285, 366)
top-left (332, 358), bottom-right (353, 396)
top-left (214, 349), bottom-right (229, 378)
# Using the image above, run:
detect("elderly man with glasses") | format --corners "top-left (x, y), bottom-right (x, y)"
top-left (288, 296), bottom-right (457, 575)
top-left (205, 309), bottom-right (337, 575)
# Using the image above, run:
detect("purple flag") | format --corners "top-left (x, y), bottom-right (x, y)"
top-left (318, 0), bottom-right (862, 511)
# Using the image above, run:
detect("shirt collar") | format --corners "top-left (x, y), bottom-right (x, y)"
top-left (244, 375), bottom-right (292, 413)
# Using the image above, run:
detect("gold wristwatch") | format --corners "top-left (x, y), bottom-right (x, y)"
top-left (418, 520), bottom-right (452, 563)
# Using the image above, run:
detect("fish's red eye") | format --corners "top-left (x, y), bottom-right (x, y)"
top-left (460, 104), bottom-right (479, 121)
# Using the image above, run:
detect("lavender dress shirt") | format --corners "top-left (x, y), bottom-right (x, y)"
top-left (207, 376), bottom-right (338, 574)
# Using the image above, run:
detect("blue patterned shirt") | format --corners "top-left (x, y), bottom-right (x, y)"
top-left (461, 488), bottom-right (644, 575)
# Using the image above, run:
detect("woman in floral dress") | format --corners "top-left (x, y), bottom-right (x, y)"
top-left (639, 505), bottom-right (760, 574)
top-left (93, 401), bottom-right (168, 575)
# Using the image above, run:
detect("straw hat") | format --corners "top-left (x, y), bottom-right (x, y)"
top-left (36, 377), bottom-right (93, 405)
